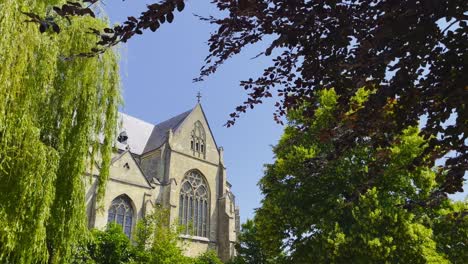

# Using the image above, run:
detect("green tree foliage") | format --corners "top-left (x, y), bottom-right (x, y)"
top-left (254, 88), bottom-right (467, 263)
top-left (433, 201), bottom-right (468, 263)
top-left (193, 250), bottom-right (224, 264)
top-left (90, 223), bottom-right (135, 264)
top-left (73, 223), bottom-right (135, 264)
top-left (0, 1), bottom-right (120, 263)
top-left (71, 209), bottom-right (224, 264)
top-left (133, 206), bottom-right (190, 264)
top-left (228, 219), bottom-right (284, 264)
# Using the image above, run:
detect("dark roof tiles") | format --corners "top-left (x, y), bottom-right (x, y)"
top-left (142, 109), bottom-right (192, 153)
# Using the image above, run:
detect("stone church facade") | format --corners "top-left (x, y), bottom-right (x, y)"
top-left (84, 103), bottom-right (240, 261)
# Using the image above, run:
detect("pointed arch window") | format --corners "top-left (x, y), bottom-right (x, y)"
top-left (190, 121), bottom-right (206, 159)
top-left (179, 170), bottom-right (209, 237)
top-left (107, 195), bottom-right (134, 238)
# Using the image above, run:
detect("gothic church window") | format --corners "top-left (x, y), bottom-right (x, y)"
top-left (191, 121), bottom-right (206, 159)
top-left (179, 170), bottom-right (209, 237)
top-left (107, 195), bottom-right (134, 238)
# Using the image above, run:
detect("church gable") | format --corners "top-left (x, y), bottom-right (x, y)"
top-left (170, 104), bottom-right (220, 163)
top-left (109, 151), bottom-right (152, 188)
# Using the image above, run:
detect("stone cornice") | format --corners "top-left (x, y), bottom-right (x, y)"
top-left (85, 173), bottom-right (153, 190)
top-left (171, 149), bottom-right (226, 169)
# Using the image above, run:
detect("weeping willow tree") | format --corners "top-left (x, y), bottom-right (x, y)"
top-left (0, 1), bottom-right (120, 263)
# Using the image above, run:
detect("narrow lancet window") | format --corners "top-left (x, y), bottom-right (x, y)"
top-left (191, 121), bottom-right (206, 158)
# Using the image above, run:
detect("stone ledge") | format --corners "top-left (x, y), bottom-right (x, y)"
top-left (179, 234), bottom-right (210, 243)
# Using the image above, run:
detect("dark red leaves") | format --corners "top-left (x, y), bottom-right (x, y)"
top-left (39, 22), bottom-right (48, 33)
top-left (149, 22), bottom-right (160, 32)
top-left (22, 12), bottom-right (60, 34)
top-left (200, 0), bottom-right (467, 203)
top-left (176, 1), bottom-right (185, 12)
top-left (50, 22), bottom-right (60, 33)
top-left (53, 3), bottom-right (95, 18)
top-left (128, 16), bottom-right (138, 23)
top-left (28, 0), bottom-right (185, 58)
top-left (166, 12), bottom-right (174, 23)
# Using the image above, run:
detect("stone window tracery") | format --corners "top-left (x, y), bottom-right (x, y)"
top-left (107, 195), bottom-right (134, 238)
top-left (179, 170), bottom-right (209, 237)
top-left (191, 121), bottom-right (206, 159)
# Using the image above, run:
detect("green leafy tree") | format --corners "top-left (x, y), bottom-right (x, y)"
top-left (233, 220), bottom-right (265, 264)
top-left (133, 206), bottom-right (191, 264)
top-left (255, 88), bottom-right (467, 263)
top-left (193, 250), bottom-right (224, 264)
top-left (228, 219), bottom-right (285, 264)
top-left (86, 223), bottom-right (135, 264)
top-left (432, 201), bottom-right (468, 263)
top-left (0, 1), bottom-right (120, 263)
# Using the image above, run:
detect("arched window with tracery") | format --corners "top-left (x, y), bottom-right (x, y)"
top-left (107, 195), bottom-right (134, 238)
top-left (179, 170), bottom-right (209, 237)
top-left (190, 121), bottom-right (206, 159)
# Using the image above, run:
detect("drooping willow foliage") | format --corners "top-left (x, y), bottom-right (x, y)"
top-left (0, 1), bottom-right (121, 263)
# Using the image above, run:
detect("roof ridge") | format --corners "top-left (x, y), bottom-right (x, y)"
top-left (142, 108), bottom-right (194, 154)
top-left (119, 112), bottom-right (155, 127)
top-left (154, 108), bottom-right (193, 129)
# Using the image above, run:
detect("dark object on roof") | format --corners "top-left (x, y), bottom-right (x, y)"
top-left (143, 109), bottom-right (192, 153)
top-left (117, 131), bottom-right (128, 144)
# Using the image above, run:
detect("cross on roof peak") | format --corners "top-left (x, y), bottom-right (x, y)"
top-left (196, 91), bottom-right (202, 103)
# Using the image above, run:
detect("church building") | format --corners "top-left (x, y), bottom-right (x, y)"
top-left (84, 103), bottom-right (240, 261)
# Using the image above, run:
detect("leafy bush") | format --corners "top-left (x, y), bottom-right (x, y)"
top-left (193, 250), bottom-right (224, 264)
top-left (72, 223), bottom-right (135, 264)
top-left (72, 208), bottom-right (224, 264)
top-left (133, 206), bottom-right (191, 264)
top-left (90, 223), bottom-right (135, 264)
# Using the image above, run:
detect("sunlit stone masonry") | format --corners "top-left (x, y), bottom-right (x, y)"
top-left (85, 102), bottom-right (240, 261)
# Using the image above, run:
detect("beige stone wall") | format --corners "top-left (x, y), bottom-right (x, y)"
top-left (140, 149), bottom-right (163, 182)
top-left (85, 151), bottom-right (158, 235)
top-left (179, 236), bottom-right (213, 257)
top-left (226, 193), bottom-right (238, 244)
top-left (216, 192), bottom-right (239, 261)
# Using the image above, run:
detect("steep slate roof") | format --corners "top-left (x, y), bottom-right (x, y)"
top-left (142, 109), bottom-right (192, 153)
top-left (117, 108), bottom-right (193, 156)
top-left (116, 113), bottom-right (154, 155)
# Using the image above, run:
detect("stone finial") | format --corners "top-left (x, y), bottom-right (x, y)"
top-left (218, 146), bottom-right (224, 164)
top-left (167, 129), bottom-right (173, 147)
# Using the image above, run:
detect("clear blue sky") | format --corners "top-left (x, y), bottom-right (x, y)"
top-left (103, 2), bottom-right (467, 223)
top-left (104, 1), bottom-right (283, 223)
